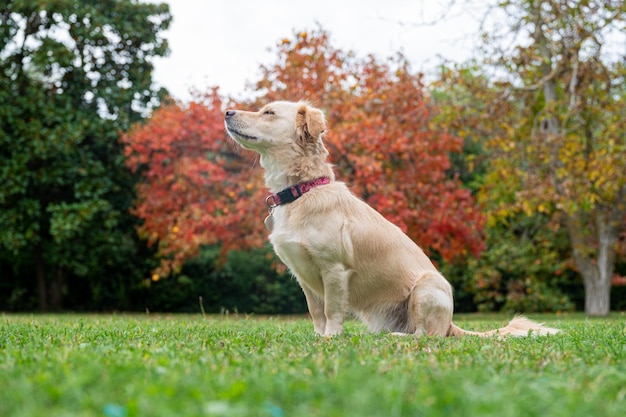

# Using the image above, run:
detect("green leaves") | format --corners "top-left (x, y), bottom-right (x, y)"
top-left (473, 0), bottom-right (626, 315)
top-left (0, 199), bottom-right (41, 253)
top-left (47, 199), bottom-right (112, 242)
top-left (0, 0), bottom-right (170, 310)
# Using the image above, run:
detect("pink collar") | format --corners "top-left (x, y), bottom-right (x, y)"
top-left (265, 177), bottom-right (331, 209)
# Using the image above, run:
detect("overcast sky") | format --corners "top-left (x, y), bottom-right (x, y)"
top-left (151, 0), bottom-right (488, 102)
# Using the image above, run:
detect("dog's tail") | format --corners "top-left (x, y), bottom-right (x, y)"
top-left (447, 315), bottom-right (560, 337)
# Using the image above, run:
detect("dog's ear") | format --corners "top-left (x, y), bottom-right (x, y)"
top-left (296, 104), bottom-right (325, 145)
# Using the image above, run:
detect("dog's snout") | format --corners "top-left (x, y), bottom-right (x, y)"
top-left (225, 110), bottom-right (236, 119)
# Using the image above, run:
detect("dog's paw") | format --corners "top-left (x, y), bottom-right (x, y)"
top-left (323, 324), bottom-right (344, 337)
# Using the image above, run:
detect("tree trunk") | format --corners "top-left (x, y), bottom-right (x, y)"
top-left (583, 270), bottom-right (611, 316)
top-left (34, 244), bottom-right (66, 311)
top-left (34, 244), bottom-right (48, 312)
top-left (49, 268), bottom-right (65, 311)
top-left (566, 209), bottom-right (619, 317)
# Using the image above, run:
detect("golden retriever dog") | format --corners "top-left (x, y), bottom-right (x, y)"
top-left (224, 101), bottom-right (559, 337)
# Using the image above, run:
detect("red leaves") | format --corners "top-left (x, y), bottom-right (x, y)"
top-left (123, 29), bottom-right (486, 275)
top-left (121, 91), bottom-right (267, 276)
top-left (257, 27), bottom-right (485, 262)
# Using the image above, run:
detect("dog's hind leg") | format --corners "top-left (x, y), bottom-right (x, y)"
top-left (407, 271), bottom-right (454, 337)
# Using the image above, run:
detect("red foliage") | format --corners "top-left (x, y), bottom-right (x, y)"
top-left (123, 28), bottom-right (485, 275)
top-left (256, 28), bottom-right (485, 260)
top-left (121, 91), bottom-right (267, 276)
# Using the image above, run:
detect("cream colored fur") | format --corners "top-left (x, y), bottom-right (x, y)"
top-left (225, 101), bottom-right (560, 338)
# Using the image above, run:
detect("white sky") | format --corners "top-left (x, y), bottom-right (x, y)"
top-left (151, 0), bottom-right (489, 102)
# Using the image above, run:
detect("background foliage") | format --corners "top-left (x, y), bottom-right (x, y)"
top-left (122, 27), bottom-right (486, 278)
top-left (1, 1), bottom-right (625, 314)
top-left (472, 0), bottom-right (626, 316)
top-left (137, 245), bottom-right (306, 314)
top-left (0, 0), bottom-right (169, 310)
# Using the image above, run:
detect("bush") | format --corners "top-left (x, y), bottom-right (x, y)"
top-left (442, 213), bottom-right (577, 313)
top-left (134, 245), bottom-right (307, 314)
top-left (502, 278), bottom-right (574, 313)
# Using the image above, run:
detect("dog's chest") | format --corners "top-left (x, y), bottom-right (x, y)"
top-left (270, 232), bottom-right (324, 293)
top-left (267, 208), bottom-right (328, 292)
top-left (267, 209), bottom-right (302, 260)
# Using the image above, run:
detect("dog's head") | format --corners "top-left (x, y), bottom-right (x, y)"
top-left (224, 101), bottom-right (326, 154)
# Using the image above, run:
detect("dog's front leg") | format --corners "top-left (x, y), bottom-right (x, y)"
top-left (300, 284), bottom-right (327, 335)
top-left (321, 265), bottom-right (350, 336)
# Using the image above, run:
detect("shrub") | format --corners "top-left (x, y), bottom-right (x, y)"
top-left (442, 213), bottom-right (577, 313)
top-left (134, 245), bottom-right (307, 314)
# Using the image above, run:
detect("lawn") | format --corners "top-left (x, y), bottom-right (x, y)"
top-left (1, 313), bottom-right (624, 417)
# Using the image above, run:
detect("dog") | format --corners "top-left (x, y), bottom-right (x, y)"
top-left (224, 101), bottom-right (559, 337)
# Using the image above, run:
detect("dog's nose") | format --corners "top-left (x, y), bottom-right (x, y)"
top-left (225, 110), bottom-right (236, 119)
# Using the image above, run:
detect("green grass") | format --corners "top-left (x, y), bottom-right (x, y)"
top-left (1, 313), bottom-right (625, 417)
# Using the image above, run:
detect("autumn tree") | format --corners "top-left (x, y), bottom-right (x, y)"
top-left (467, 0), bottom-right (626, 315)
top-left (432, 66), bottom-right (577, 313)
top-left (0, 0), bottom-right (170, 310)
top-left (121, 91), bottom-right (269, 277)
top-left (256, 28), bottom-right (485, 260)
top-left (125, 27), bottom-right (485, 276)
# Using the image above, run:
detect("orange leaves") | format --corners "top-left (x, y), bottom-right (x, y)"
top-left (121, 90), bottom-right (268, 276)
top-left (257, 28), bottom-right (486, 261)
top-left (124, 29), bottom-right (487, 275)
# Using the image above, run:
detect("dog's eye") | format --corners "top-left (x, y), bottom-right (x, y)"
top-left (263, 110), bottom-right (275, 115)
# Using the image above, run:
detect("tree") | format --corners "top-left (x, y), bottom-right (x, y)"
top-left (256, 28), bottom-right (485, 260)
top-left (432, 65), bottom-right (577, 313)
top-left (121, 91), bottom-right (269, 277)
top-left (472, 0), bottom-right (626, 315)
top-left (0, 0), bottom-right (171, 310)
top-left (124, 27), bottom-right (485, 275)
